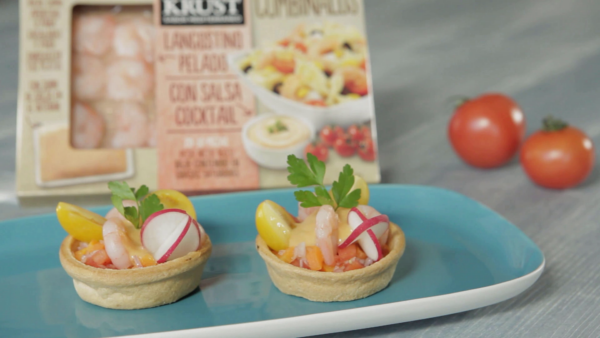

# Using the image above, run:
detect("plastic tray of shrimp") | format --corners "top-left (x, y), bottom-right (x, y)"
top-left (16, 2), bottom-right (159, 197)
top-left (71, 5), bottom-right (156, 150)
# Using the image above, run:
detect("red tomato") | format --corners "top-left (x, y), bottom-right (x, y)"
top-left (361, 125), bottom-right (372, 140)
top-left (358, 138), bottom-right (376, 161)
top-left (348, 124), bottom-right (366, 142)
top-left (334, 135), bottom-right (357, 157)
top-left (520, 118), bottom-right (595, 189)
top-left (304, 142), bottom-right (329, 162)
top-left (319, 125), bottom-right (344, 147)
top-left (448, 93), bottom-right (526, 168)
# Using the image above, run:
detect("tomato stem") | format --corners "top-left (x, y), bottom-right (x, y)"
top-left (447, 95), bottom-right (470, 110)
top-left (542, 116), bottom-right (568, 132)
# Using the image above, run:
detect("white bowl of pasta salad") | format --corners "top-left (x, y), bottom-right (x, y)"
top-left (228, 22), bottom-right (374, 130)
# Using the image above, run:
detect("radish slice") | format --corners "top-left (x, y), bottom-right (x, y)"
top-left (192, 219), bottom-right (206, 247)
top-left (141, 209), bottom-right (188, 251)
top-left (339, 210), bottom-right (389, 248)
top-left (154, 216), bottom-right (191, 263)
top-left (366, 229), bottom-right (383, 261)
top-left (340, 207), bottom-right (389, 261)
top-left (141, 209), bottom-right (200, 263)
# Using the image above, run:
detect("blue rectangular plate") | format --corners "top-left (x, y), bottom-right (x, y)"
top-left (0, 185), bottom-right (544, 338)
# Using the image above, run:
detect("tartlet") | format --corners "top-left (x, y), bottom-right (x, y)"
top-left (59, 234), bottom-right (212, 309)
top-left (257, 223), bottom-right (405, 302)
top-left (56, 184), bottom-right (212, 309)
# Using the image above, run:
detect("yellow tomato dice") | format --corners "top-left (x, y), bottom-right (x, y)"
top-left (277, 247), bottom-right (296, 263)
top-left (153, 189), bottom-right (197, 220)
top-left (140, 255), bottom-right (157, 267)
top-left (56, 202), bottom-right (105, 242)
top-left (256, 200), bottom-right (295, 251)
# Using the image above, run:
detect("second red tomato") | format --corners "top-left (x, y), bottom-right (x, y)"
top-left (520, 118), bottom-right (595, 189)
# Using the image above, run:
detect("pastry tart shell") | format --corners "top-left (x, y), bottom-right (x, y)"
top-left (256, 222), bottom-right (406, 302)
top-left (59, 235), bottom-right (212, 310)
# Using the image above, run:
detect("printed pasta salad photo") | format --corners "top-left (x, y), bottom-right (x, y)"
top-left (238, 22), bottom-right (369, 107)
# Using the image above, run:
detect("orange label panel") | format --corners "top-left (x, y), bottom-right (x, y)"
top-left (154, 0), bottom-right (258, 192)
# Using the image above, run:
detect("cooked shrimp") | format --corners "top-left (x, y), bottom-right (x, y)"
top-left (103, 219), bottom-right (132, 269)
top-left (113, 18), bottom-right (155, 63)
top-left (279, 75), bottom-right (304, 101)
top-left (308, 36), bottom-right (341, 58)
top-left (106, 59), bottom-right (153, 101)
top-left (72, 55), bottom-right (105, 100)
top-left (356, 205), bottom-right (389, 245)
top-left (271, 51), bottom-right (296, 74)
top-left (335, 66), bottom-right (368, 96)
top-left (71, 102), bottom-right (105, 149)
top-left (315, 205), bottom-right (339, 266)
top-left (72, 13), bottom-right (115, 56)
top-left (297, 202), bottom-right (319, 222)
top-left (105, 200), bottom-right (137, 221)
top-left (255, 51), bottom-right (275, 70)
top-left (111, 102), bottom-right (149, 148)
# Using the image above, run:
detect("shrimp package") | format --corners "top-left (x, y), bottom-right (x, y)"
top-left (15, 0), bottom-right (381, 200)
top-left (16, 0), bottom-right (158, 200)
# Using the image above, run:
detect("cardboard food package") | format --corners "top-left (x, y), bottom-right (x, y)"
top-left (16, 0), bottom-right (380, 201)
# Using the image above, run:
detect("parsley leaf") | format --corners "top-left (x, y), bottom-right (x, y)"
top-left (307, 153), bottom-right (326, 184)
top-left (337, 187), bottom-right (361, 209)
top-left (294, 190), bottom-right (322, 208)
top-left (287, 155), bottom-right (360, 210)
top-left (124, 206), bottom-right (139, 225)
top-left (314, 186), bottom-right (334, 206)
top-left (110, 195), bottom-right (124, 216)
top-left (287, 154), bottom-right (322, 187)
top-left (332, 165), bottom-right (354, 203)
top-left (108, 181), bottom-right (136, 201)
top-left (268, 120), bottom-right (288, 134)
top-left (140, 194), bottom-right (164, 224)
top-left (108, 181), bottom-right (164, 229)
top-left (135, 185), bottom-right (149, 201)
